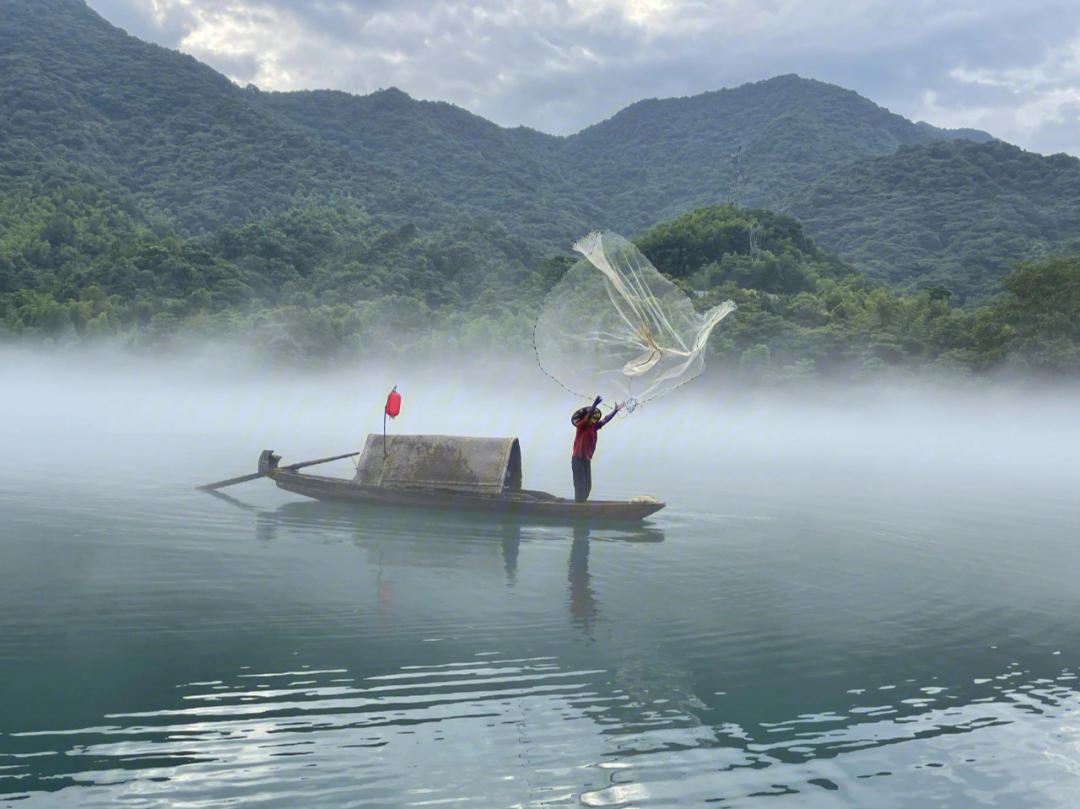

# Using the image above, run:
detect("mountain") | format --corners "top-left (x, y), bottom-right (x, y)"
top-left (262, 75), bottom-right (995, 241)
top-left (0, 0), bottom-right (1002, 249)
top-left (786, 140), bottom-right (1080, 305)
top-left (0, 0), bottom-right (455, 237)
top-left (1, 0), bottom-right (1073, 311)
top-left (915, 121), bottom-right (996, 143)
top-left (255, 87), bottom-right (600, 248)
top-left (558, 75), bottom-right (993, 233)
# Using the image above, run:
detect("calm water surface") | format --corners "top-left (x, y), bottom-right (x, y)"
top-left (2, 361), bottom-right (1080, 807)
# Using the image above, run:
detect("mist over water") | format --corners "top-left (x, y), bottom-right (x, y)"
top-left (2, 348), bottom-right (1080, 807)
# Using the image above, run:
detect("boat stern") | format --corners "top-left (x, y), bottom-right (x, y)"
top-left (258, 450), bottom-right (281, 475)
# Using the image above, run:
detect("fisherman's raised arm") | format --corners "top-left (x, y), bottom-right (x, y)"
top-left (598, 401), bottom-right (623, 428)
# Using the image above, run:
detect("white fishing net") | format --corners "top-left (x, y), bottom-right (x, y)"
top-left (534, 231), bottom-right (737, 409)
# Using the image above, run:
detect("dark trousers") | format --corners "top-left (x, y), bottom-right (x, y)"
top-left (572, 456), bottom-right (592, 503)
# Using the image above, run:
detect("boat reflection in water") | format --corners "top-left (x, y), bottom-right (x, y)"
top-left (7, 490), bottom-right (692, 809)
top-left (253, 498), bottom-right (663, 557)
top-left (245, 498), bottom-right (664, 637)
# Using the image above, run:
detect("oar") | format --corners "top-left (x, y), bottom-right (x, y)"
top-left (197, 451), bottom-right (359, 491)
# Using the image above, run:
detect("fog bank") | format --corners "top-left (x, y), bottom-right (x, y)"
top-left (3, 348), bottom-right (1079, 516)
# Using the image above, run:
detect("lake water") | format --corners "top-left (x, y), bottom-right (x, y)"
top-left (2, 355), bottom-right (1080, 807)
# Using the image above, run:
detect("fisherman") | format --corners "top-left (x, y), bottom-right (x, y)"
top-left (571, 395), bottom-right (623, 503)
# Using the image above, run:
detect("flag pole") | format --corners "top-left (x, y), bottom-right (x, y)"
top-left (383, 385), bottom-right (399, 459)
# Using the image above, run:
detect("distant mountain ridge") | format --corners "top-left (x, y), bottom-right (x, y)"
top-left (3, 0), bottom-right (1076, 308)
top-left (0, 0), bottom-right (454, 237)
top-left (255, 86), bottom-right (597, 247)
top-left (560, 76), bottom-right (994, 227)
top-left (787, 139), bottom-right (1080, 305)
top-left (915, 121), bottom-right (996, 143)
top-left (1, 0), bottom-right (995, 241)
top-left (262, 75), bottom-right (997, 240)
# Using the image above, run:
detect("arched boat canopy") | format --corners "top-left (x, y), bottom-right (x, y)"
top-left (353, 434), bottom-right (522, 495)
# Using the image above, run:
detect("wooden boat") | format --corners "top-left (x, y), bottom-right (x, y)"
top-left (255, 434), bottom-right (665, 522)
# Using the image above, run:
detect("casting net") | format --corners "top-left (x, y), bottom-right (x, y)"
top-left (534, 231), bottom-right (737, 409)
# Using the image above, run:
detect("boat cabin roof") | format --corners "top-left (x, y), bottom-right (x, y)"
top-left (353, 434), bottom-right (522, 495)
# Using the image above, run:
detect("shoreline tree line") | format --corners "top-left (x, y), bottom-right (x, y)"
top-left (2, 180), bottom-right (1078, 381)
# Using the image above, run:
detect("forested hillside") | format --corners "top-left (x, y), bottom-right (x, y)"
top-left (0, 179), bottom-right (543, 362)
top-left (256, 88), bottom-right (597, 248)
top-left (262, 75), bottom-right (991, 243)
top-left (4, 184), bottom-right (1078, 379)
top-left (0, 0), bottom-right (454, 237)
top-left (4, 0), bottom-right (1034, 292)
top-left (559, 76), bottom-right (989, 234)
top-left (2, 0), bottom-right (1080, 381)
top-left (786, 140), bottom-right (1080, 306)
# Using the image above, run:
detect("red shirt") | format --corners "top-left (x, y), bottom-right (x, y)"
top-left (572, 420), bottom-right (604, 460)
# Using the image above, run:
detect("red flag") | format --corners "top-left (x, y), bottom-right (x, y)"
top-left (385, 387), bottom-right (401, 419)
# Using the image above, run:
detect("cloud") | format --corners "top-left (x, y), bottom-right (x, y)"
top-left (910, 35), bottom-right (1080, 155)
top-left (84, 0), bottom-right (1080, 155)
top-left (87, 0), bottom-right (196, 44)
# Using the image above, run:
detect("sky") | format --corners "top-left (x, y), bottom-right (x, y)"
top-left (84, 0), bottom-right (1080, 157)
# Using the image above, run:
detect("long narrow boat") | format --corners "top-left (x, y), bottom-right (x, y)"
top-left (258, 434), bottom-right (665, 522)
